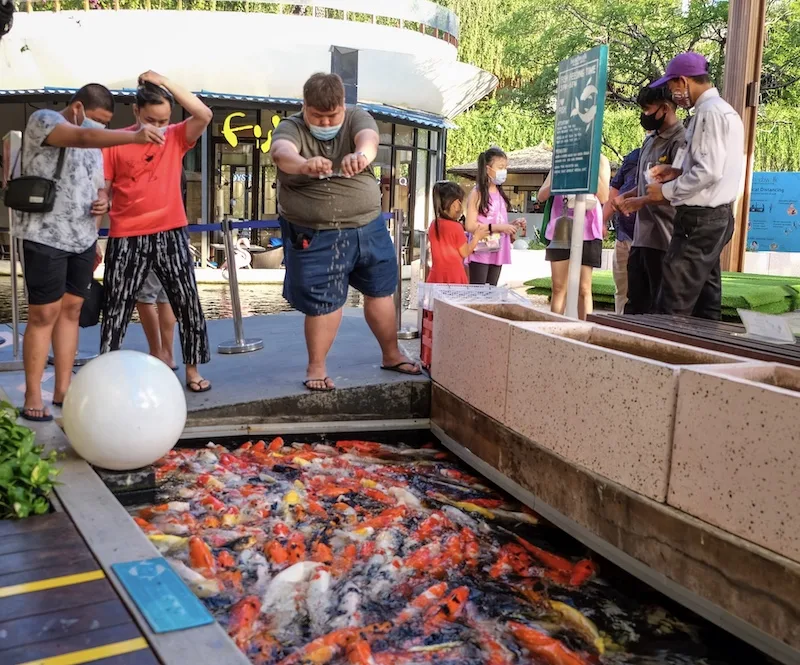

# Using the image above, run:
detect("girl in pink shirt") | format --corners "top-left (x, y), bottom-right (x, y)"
top-left (464, 147), bottom-right (526, 285)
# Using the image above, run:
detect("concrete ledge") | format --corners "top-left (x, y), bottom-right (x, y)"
top-left (186, 380), bottom-right (430, 427)
top-left (430, 383), bottom-right (800, 658)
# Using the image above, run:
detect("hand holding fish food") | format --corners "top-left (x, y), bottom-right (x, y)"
top-left (131, 437), bottom-right (733, 665)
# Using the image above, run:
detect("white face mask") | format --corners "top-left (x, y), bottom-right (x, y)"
top-left (491, 169), bottom-right (508, 186)
top-left (82, 117), bottom-right (106, 130)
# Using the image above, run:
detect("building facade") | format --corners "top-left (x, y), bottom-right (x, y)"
top-left (0, 1), bottom-right (497, 265)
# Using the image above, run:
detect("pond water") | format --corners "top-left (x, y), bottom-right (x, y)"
top-left (0, 279), bottom-right (412, 324)
top-left (130, 433), bottom-right (773, 665)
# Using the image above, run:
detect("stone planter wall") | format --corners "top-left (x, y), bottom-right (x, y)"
top-left (503, 323), bottom-right (746, 502)
top-left (669, 363), bottom-right (800, 562)
top-left (431, 300), bottom-right (572, 422)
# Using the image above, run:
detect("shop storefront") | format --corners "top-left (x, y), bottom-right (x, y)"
top-left (0, 1), bottom-right (496, 270)
top-left (188, 101), bottom-right (446, 267)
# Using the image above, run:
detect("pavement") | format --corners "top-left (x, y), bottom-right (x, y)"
top-left (0, 309), bottom-right (429, 425)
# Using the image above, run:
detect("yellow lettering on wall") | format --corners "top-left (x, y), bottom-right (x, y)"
top-left (222, 112), bottom-right (281, 153)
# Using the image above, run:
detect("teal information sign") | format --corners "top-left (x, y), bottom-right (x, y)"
top-left (551, 45), bottom-right (609, 194)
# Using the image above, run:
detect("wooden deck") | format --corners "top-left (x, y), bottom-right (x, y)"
top-left (0, 512), bottom-right (158, 665)
top-left (588, 313), bottom-right (800, 366)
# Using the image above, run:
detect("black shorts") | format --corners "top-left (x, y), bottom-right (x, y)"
top-left (23, 240), bottom-right (96, 306)
top-left (545, 239), bottom-right (603, 268)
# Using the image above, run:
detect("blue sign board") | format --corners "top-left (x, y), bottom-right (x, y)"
top-left (113, 558), bottom-right (215, 633)
top-left (551, 45), bottom-right (609, 194)
top-left (747, 172), bottom-right (800, 252)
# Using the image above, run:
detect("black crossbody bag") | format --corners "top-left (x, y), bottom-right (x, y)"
top-left (3, 137), bottom-right (66, 213)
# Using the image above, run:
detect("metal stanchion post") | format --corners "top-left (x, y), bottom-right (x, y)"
top-left (218, 218), bottom-right (264, 354)
top-left (392, 209), bottom-right (419, 340)
top-left (9, 213), bottom-right (19, 360)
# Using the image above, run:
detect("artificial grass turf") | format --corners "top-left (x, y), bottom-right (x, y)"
top-left (525, 270), bottom-right (800, 319)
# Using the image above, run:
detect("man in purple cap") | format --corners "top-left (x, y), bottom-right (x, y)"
top-left (645, 52), bottom-right (744, 320)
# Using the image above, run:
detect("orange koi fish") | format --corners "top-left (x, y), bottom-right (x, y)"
top-left (508, 622), bottom-right (588, 665)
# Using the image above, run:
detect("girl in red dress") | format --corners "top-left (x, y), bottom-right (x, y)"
top-left (427, 181), bottom-right (489, 284)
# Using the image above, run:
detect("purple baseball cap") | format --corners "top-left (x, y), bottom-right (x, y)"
top-left (650, 52), bottom-right (709, 88)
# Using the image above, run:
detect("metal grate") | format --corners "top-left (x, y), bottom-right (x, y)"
top-left (419, 283), bottom-right (531, 310)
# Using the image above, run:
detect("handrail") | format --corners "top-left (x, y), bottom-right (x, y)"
top-left (23, 0), bottom-right (459, 43)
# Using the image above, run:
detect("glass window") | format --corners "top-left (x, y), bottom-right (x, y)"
top-left (377, 121), bottom-right (393, 145)
top-left (374, 146), bottom-right (392, 213)
top-left (412, 147), bottom-right (429, 262)
top-left (393, 149), bottom-right (414, 265)
top-left (416, 129), bottom-right (430, 149)
top-left (395, 125), bottom-right (414, 147)
top-left (429, 130), bottom-right (440, 150)
top-left (214, 142), bottom-right (254, 222)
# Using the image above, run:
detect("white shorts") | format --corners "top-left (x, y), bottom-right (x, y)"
top-left (136, 271), bottom-right (169, 305)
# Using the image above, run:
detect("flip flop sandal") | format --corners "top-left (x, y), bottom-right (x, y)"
top-left (171, 366), bottom-right (179, 372)
top-left (21, 408), bottom-right (54, 422)
top-left (303, 377), bottom-right (335, 392)
top-left (52, 401), bottom-right (63, 408)
top-left (380, 362), bottom-right (422, 376)
top-left (186, 380), bottom-right (212, 393)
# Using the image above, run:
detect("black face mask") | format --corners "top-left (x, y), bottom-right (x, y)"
top-left (640, 109), bottom-right (666, 132)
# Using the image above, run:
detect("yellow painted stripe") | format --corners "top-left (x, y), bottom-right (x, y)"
top-left (0, 569), bottom-right (105, 598)
top-left (17, 638), bottom-right (149, 665)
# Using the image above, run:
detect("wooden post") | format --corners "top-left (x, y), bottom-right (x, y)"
top-left (721, 0), bottom-right (768, 272)
top-left (25, 0), bottom-right (32, 11)
top-left (54, 0), bottom-right (61, 11)
top-left (83, 0), bottom-right (90, 9)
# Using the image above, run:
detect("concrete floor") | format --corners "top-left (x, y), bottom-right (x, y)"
top-left (0, 309), bottom-right (428, 424)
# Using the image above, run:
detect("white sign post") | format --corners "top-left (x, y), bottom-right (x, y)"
top-left (551, 46), bottom-right (609, 319)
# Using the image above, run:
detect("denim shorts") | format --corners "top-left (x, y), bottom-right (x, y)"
top-left (281, 214), bottom-right (398, 316)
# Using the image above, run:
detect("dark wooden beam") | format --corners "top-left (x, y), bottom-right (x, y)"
top-left (721, 0), bottom-right (768, 271)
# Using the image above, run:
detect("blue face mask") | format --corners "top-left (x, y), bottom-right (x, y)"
top-left (82, 116), bottom-right (106, 130)
top-left (309, 124), bottom-right (342, 141)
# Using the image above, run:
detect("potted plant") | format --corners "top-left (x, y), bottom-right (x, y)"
top-left (0, 402), bottom-right (60, 519)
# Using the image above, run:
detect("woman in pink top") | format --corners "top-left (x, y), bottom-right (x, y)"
top-left (464, 147), bottom-right (526, 285)
top-left (537, 155), bottom-right (611, 320)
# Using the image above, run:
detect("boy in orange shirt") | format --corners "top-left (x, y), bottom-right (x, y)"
top-left (101, 71), bottom-right (213, 393)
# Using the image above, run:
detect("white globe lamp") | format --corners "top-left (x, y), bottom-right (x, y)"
top-left (62, 351), bottom-right (187, 471)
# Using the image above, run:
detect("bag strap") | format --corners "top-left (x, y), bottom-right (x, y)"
top-left (52, 148), bottom-right (67, 181)
top-left (9, 141), bottom-right (22, 179)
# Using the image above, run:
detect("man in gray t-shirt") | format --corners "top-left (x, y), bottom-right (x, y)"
top-left (14, 84), bottom-right (162, 422)
top-left (271, 73), bottom-right (420, 392)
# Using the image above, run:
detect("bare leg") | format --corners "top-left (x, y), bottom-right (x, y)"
top-left (136, 302), bottom-right (162, 360)
top-left (363, 295), bottom-right (420, 372)
top-left (22, 301), bottom-right (61, 418)
top-left (549, 260), bottom-right (569, 315)
top-left (158, 302), bottom-right (177, 369)
top-left (578, 266), bottom-right (594, 321)
top-left (51, 293), bottom-right (84, 404)
top-left (303, 309), bottom-right (343, 390)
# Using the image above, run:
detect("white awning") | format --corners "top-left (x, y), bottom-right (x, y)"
top-left (0, 11), bottom-right (497, 118)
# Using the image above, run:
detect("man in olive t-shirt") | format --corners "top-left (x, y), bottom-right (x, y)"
top-left (271, 73), bottom-right (421, 392)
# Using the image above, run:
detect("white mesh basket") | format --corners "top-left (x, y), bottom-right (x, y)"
top-left (419, 283), bottom-right (532, 311)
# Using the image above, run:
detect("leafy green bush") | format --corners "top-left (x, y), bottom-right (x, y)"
top-left (0, 402), bottom-right (60, 519)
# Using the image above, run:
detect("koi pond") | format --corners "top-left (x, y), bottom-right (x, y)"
top-left (123, 432), bottom-right (774, 665)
